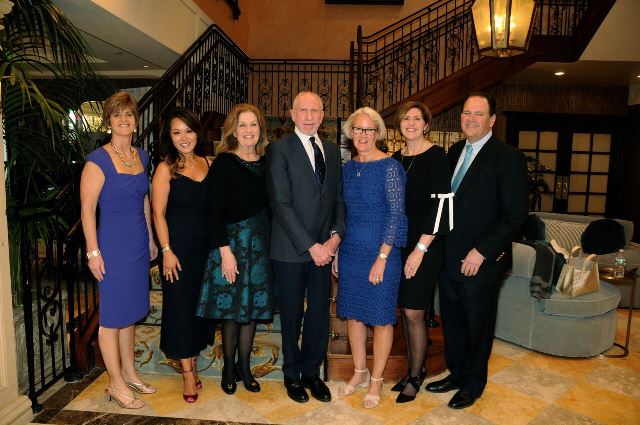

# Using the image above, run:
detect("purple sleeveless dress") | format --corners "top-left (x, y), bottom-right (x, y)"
top-left (87, 146), bottom-right (150, 328)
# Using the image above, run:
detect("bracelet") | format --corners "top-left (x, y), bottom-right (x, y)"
top-left (161, 244), bottom-right (171, 253)
top-left (86, 249), bottom-right (101, 260)
top-left (378, 252), bottom-right (388, 261)
top-left (415, 242), bottom-right (428, 253)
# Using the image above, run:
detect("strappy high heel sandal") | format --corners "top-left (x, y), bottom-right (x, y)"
top-left (396, 375), bottom-right (421, 403)
top-left (126, 380), bottom-right (157, 394)
top-left (192, 357), bottom-right (203, 390)
top-left (181, 368), bottom-right (199, 403)
top-left (391, 365), bottom-right (426, 392)
top-left (338, 368), bottom-right (370, 397)
top-left (363, 377), bottom-right (383, 409)
top-left (104, 387), bottom-right (145, 409)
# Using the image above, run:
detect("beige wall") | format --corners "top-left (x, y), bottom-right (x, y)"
top-left (192, 0), bottom-right (250, 53)
top-left (195, 0), bottom-right (435, 59)
top-left (91, 0), bottom-right (212, 54)
top-left (248, 0), bottom-right (432, 59)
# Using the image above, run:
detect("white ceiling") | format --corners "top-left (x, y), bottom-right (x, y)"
top-left (53, 0), bottom-right (179, 77)
top-left (509, 0), bottom-right (640, 87)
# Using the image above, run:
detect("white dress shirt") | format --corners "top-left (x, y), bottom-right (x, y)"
top-left (451, 131), bottom-right (492, 184)
top-left (295, 127), bottom-right (325, 171)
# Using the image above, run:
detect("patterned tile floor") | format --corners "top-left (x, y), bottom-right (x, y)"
top-left (31, 310), bottom-right (640, 425)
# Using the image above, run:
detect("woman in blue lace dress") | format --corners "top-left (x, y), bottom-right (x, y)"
top-left (335, 107), bottom-right (407, 409)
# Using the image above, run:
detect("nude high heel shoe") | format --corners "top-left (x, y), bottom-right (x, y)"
top-left (338, 368), bottom-right (370, 397)
top-left (363, 377), bottom-right (383, 409)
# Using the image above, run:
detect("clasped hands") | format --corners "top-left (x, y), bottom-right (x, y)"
top-left (309, 234), bottom-right (341, 267)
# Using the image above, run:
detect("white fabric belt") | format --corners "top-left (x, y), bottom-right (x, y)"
top-left (430, 192), bottom-right (454, 233)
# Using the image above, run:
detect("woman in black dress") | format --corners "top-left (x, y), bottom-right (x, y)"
top-left (391, 101), bottom-right (452, 403)
top-left (197, 104), bottom-right (272, 395)
top-left (152, 108), bottom-right (215, 403)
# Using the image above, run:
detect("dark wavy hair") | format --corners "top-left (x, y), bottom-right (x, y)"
top-left (159, 108), bottom-right (204, 178)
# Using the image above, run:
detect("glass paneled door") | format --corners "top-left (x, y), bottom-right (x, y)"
top-left (506, 112), bottom-right (620, 216)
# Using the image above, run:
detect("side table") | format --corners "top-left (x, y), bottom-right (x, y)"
top-left (600, 267), bottom-right (638, 358)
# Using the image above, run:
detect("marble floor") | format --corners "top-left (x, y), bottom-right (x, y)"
top-left (31, 310), bottom-right (640, 425)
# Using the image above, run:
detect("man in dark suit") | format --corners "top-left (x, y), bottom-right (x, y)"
top-left (266, 91), bottom-right (346, 403)
top-left (425, 92), bottom-right (528, 409)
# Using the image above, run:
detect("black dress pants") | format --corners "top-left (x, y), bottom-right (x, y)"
top-left (439, 269), bottom-right (501, 397)
top-left (273, 260), bottom-right (330, 380)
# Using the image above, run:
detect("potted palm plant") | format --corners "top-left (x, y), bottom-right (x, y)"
top-left (1, 0), bottom-right (113, 307)
top-left (525, 155), bottom-right (551, 211)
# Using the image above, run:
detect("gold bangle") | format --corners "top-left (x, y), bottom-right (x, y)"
top-left (86, 249), bottom-right (101, 260)
top-left (161, 244), bottom-right (171, 253)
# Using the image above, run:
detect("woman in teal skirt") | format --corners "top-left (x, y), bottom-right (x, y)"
top-left (196, 103), bottom-right (272, 395)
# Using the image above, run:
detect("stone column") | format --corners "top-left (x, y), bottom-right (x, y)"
top-left (0, 88), bottom-right (32, 424)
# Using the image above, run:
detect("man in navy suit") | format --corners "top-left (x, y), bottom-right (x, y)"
top-left (425, 92), bottom-right (528, 409)
top-left (266, 91), bottom-right (345, 403)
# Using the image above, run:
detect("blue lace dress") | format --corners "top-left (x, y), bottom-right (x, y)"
top-left (337, 157), bottom-right (407, 325)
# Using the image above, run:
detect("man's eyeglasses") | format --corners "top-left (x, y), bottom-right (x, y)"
top-left (352, 127), bottom-right (378, 135)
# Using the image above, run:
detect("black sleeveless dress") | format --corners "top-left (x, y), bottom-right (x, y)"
top-left (160, 168), bottom-right (216, 359)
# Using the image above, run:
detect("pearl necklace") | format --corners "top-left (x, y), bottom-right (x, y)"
top-left (110, 142), bottom-right (137, 167)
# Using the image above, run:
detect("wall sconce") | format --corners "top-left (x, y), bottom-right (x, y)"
top-left (471, 0), bottom-right (536, 57)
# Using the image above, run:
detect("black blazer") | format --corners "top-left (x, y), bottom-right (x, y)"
top-left (445, 135), bottom-right (529, 283)
top-left (266, 133), bottom-right (346, 263)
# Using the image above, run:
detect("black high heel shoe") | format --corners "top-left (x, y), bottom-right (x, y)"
top-left (235, 363), bottom-right (260, 392)
top-left (396, 375), bottom-right (421, 403)
top-left (391, 365), bottom-right (426, 392)
top-left (221, 364), bottom-right (237, 395)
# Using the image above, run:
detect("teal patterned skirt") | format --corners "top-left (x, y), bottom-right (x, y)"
top-left (196, 209), bottom-right (273, 323)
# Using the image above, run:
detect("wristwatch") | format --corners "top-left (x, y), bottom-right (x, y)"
top-left (415, 242), bottom-right (428, 252)
top-left (378, 252), bottom-right (388, 261)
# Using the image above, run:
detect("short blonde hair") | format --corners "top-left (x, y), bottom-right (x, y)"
top-left (342, 107), bottom-right (386, 141)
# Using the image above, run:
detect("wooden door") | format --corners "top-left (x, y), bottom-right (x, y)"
top-left (506, 112), bottom-right (621, 216)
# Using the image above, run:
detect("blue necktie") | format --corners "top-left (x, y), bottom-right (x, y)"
top-left (451, 144), bottom-right (473, 193)
top-left (309, 136), bottom-right (325, 189)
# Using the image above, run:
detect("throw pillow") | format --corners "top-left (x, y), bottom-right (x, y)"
top-left (581, 218), bottom-right (626, 254)
top-left (541, 218), bottom-right (588, 253)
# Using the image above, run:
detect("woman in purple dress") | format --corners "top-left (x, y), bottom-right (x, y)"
top-left (81, 92), bottom-right (157, 409)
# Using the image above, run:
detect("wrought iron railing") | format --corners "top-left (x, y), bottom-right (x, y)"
top-left (136, 24), bottom-right (250, 164)
top-left (352, 0), bottom-right (591, 113)
top-left (249, 59), bottom-right (353, 119)
top-left (11, 171), bottom-right (92, 412)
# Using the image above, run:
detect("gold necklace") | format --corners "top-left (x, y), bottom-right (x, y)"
top-left (110, 142), bottom-right (137, 167)
top-left (401, 141), bottom-right (426, 174)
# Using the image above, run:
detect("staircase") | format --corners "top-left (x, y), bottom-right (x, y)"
top-left (350, 0), bottom-right (615, 120)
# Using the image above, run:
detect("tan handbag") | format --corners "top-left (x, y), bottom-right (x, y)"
top-left (555, 245), bottom-right (600, 298)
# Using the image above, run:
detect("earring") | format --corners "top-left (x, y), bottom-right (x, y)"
top-left (133, 128), bottom-right (137, 133)
top-left (106, 128), bottom-right (111, 134)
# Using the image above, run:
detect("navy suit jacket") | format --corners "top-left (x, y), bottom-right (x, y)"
top-left (266, 133), bottom-right (346, 263)
top-left (445, 135), bottom-right (529, 283)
